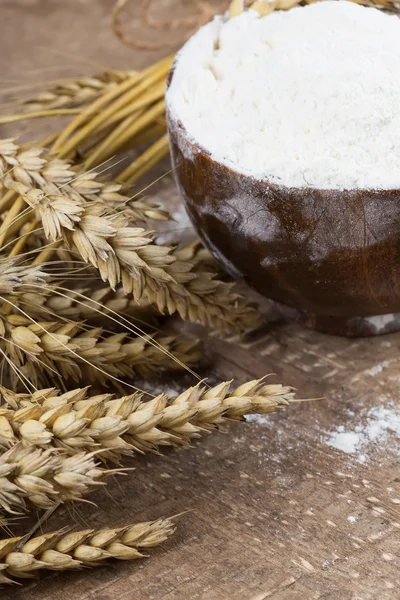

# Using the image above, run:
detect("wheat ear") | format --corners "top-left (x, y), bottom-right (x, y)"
top-left (0, 138), bottom-right (168, 223)
top-left (0, 516), bottom-right (174, 583)
top-left (0, 258), bottom-right (49, 296)
top-left (17, 71), bottom-right (134, 113)
top-left (0, 139), bottom-right (261, 333)
top-left (15, 285), bottom-right (159, 325)
top-left (6, 243), bottom-right (217, 325)
top-left (0, 443), bottom-right (117, 514)
top-left (0, 380), bottom-right (297, 461)
top-left (5, 242), bottom-right (218, 326)
top-left (0, 315), bottom-right (202, 389)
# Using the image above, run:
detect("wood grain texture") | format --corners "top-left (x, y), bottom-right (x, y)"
top-left (1, 1), bottom-right (400, 598)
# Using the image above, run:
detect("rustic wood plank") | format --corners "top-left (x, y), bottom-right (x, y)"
top-left (1, 2), bottom-right (400, 599)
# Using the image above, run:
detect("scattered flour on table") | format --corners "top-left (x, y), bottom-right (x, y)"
top-left (324, 404), bottom-right (400, 462)
top-left (246, 414), bottom-right (271, 426)
top-left (167, 1), bottom-right (400, 190)
top-left (348, 516), bottom-right (357, 524)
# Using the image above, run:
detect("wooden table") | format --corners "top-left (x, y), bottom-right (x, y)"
top-left (2, 2), bottom-right (400, 598)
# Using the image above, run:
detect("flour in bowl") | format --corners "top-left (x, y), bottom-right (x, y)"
top-left (166, 1), bottom-right (400, 190)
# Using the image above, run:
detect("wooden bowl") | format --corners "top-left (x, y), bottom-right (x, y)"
top-left (166, 92), bottom-right (400, 336)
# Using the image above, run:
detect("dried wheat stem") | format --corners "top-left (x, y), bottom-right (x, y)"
top-left (54, 56), bottom-right (173, 158)
top-left (0, 109), bottom-right (81, 125)
top-left (84, 98), bottom-right (166, 169)
top-left (0, 379), bottom-right (297, 461)
top-left (0, 190), bottom-right (17, 215)
top-left (19, 71), bottom-right (134, 112)
top-left (32, 241), bottom-right (61, 265)
top-left (52, 55), bottom-right (172, 152)
top-left (0, 517), bottom-right (174, 583)
top-left (7, 218), bottom-right (41, 258)
top-left (0, 198), bottom-right (27, 246)
top-left (51, 58), bottom-right (164, 151)
top-left (91, 80), bottom-right (166, 137)
top-left (0, 443), bottom-right (115, 514)
top-left (0, 209), bottom-right (36, 250)
top-left (125, 119), bottom-right (167, 148)
top-left (117, 133), bottom-right (170, 184)
top-left (82, 108), bottom-right (145, 168)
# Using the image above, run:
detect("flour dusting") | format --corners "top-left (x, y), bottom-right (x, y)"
top-left (324, 404), bottom-right (400, 461)
top-left (348, 515), bottom-right (357, 524)
top-left (246, 414), bottom-right (271, 426)
top-left (167, 1), bottom-right (400, 190)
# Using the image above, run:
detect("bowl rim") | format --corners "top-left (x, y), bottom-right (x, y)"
top-left (166, 58), bottom-right (400, 197)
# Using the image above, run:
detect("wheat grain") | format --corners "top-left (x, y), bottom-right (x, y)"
top-left (0, 379), bottom-right (297, 460)
top-left (0, 315), bottom-right (202, 389)
top-left (173, 240), bottom-right (216, 273)
top-left (0, 517), bottom-right (174, 583)
top-left (96, 183), bottom-right (170, 222)
top-left (0, 443), bottom-right (114, 514)
top-left (24, 286), bottom-right (160, 325)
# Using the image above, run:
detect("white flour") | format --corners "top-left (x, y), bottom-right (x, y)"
top-left (167, 2), bottom-right (400, 190)
top-left (324, 405), bottom-right (400, 461)
top-left (246, 413), bottom-right (271, 426)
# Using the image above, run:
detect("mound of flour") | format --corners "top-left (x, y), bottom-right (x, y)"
top-left (166, 2), bottom-right (400, 190)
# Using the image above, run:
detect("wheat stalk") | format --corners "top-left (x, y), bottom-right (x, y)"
top-left (52, 55), bottom-right (173, 157)
top-left (7, 244), bottom-right (219, 327)
top-left (0, 516), bottom-right (174, 583)
top-left (0, 443), bottom-right (117, 514)
top-left (0, 139), bottom-right (261, 333)
top-left (4, 243), bottom-right (218, 327)
top-left (0, 380), bottom-right (297, 461)
top-left (17, 71), bottom-right (134, 113)
top-left (0, 315), bottom-right (202, 389)
top-left (0, 139), bottom-right (168, 222)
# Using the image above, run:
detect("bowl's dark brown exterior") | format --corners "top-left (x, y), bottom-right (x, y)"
top-left (167, 104), bottom-right (400, 334)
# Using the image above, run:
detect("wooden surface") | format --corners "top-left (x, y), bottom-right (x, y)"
top-left (2, 1), bottom-right (400, 598)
